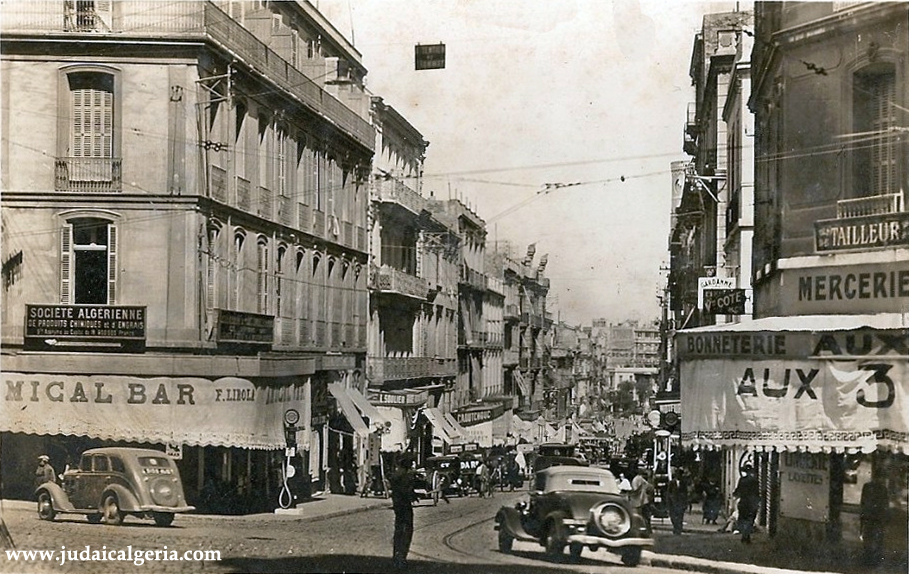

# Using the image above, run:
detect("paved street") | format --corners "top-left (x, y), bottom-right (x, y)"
top-left (0, 493), bottom-right (699, 574)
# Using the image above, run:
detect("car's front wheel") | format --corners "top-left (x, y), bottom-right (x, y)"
top-left (153, 512), bottom-right (174, 527)
top-left (569, 542), bottom-right (584, 560)
top-left (544, 521), bottom-right (566, 556)
top-left (37, 492), bottom-right (55, 521)
top-left (102, 494), bottom-right (123, 526)
top-left (497, 528), bottom-right (514, 553)
top-left (620, 546), bottom-right (642, 566)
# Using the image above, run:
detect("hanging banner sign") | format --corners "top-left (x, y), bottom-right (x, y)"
top-left (0, 374), bottom-right (305, 450)
top-left (415, 43), bottom-right (446, 70)
top-left (679, 356), bottom-right (908, 452)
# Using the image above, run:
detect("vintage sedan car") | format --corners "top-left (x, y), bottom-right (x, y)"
top-left (35, 447), bottom-right (193, 526)
top-left (494, 466), bottom-right (653, 566)
top-left (531, 442), bottom-right (589, 473)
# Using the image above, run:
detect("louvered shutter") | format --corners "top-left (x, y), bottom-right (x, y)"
top-left (107, 224), bottom-right (117, 304)
top-left (60, 224), bottom-right (73, 304)
top-left (95, 0), bottom-right (112, 31)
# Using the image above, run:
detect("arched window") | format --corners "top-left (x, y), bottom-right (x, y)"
top-left (206, 221), bottom-right (224, 310)
top-left (276, 244), bottom-right (287, 318)
top-left (233, 230), bottom-right (246, 310)
top-left (59, 68), bottom-right (120, 192)
top-left (60, 217), bottom-right (117, 304)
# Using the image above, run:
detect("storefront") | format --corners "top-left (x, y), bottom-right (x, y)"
top-left (0, 373), bottom-right (308, 513)
top-left (453, 402), bottom-right (507, 448)
top-left (677, 314), bottom-right (908, 547)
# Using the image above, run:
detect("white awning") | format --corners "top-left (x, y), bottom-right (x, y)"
top-left (677, 313), bottom-right (909, 454)
top-left (0, 374), bottom-right (304, 450)
top-left (442, 411), bottom-right (470, 439)
top-left (423, 407), bottom-right (464, 444)
top-left (328, 383), bottom-right (370, 438)
top-left (514, 370), bottom-right (530, 396)
top-left (346, 385), bottom-right (389, 432)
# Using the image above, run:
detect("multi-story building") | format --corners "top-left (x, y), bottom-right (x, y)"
top-left (677, 2), bottom-right (908, 552)
top-left (671, 10), bottom-right (753, 333)
top-left (0, 0), bottom-right (374, 509)
top-left (488, 241), bottom-right (550, 421)
top-left (365, 97), bottom-right (460, 463)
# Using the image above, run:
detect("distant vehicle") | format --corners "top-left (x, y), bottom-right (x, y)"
top-left (532, 443), bottom-right (589, 473)
top-left (423, 455), bottom-right (463, 500)
top-left (35, 447), bottom-right (194, 527)
top-left (494, 466), bottom-right (653, 566)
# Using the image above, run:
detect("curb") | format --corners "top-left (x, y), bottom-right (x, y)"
top-left (645, 552), bottom-right (837, 574)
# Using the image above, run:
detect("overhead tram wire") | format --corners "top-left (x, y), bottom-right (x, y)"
top-left (485, 169), bottom-right (664, 223)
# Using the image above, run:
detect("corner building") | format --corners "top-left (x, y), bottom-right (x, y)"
top-left (1, 0), bottom-right (373, 511)
top-left (678, 2), bottom-right (907, 554)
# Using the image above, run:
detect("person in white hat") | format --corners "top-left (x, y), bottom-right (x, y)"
top-left (34, 455), bottom-right (56, 489)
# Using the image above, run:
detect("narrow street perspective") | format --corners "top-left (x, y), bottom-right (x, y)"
top-left (0, 1), bottom-right (907, 574)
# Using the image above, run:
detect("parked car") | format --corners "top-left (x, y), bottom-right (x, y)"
top-left (423, 455), bottom-right (464, 500)
top-left (494, 466), bottom-right (653, 566)
top-left (531, 443), bottom-right (589, 473)
top-left (35, 447), bottom-right (194, 526)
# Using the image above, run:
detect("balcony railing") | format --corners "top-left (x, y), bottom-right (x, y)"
top-left (837, 192), bottom-right (904, 219)
top-left (313, 210), bottom-right (325, 237)
top-left (374, 178), bottom-right (426, 215)
top-left (459, 264), bottom-right (487, 290)
top-left (210, 165), bottom-right (228, 202)
top-left (236, 176), bottom-right (251, 211)
top-left (367, 356), bottom-right (458, 383)
top-left (2, 1), bottom-right (374, 151)
top-left (54, 157), bottom-right (121, 192)
top-left (297, 203), bottom-right (312, 233)
top-left (372, 265), bottom-right (430, 300)
top-left (503, 349), bottom-right (519, 365)
top-left (257, 186), bottom-right (273, 219)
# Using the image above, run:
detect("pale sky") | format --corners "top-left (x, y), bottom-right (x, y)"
top-left (320, 0), bottom-right (743, 325)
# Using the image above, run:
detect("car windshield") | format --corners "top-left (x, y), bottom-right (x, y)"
top-left (538, 470), bottom-right (620, 494)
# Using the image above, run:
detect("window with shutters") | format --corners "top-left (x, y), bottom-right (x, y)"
top-left (206, 222), bottom-right (223, 309)
top-left (276, 125), bottom-right (289, 197)
top-left (853, 66), bottom-right (900, 198)
top-left (60, 217), bottom-right (117, 305)
top-left (59, 70), bottom-right (120, 192)
top-left (65, 1), bottom-right (113, 32)
top-left (233, 231), bottom-right (246, 310)
top-left (256, 237), bottom-right (269, 314)
top-left (276, 244), bottom-right (287, 317)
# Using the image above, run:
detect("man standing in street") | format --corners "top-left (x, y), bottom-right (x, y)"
top-left (733, 465), bottom-right (760, 544)
top-left (34, 455), bottom-right (55, 489)
top-left (666, 468), bottom-right (689, 535)
top-left (389, 453), bottom-right (417, 569)
top-left (629, 466), bottom-right (654, 529)
top-left (860, 473), bottom-right (889, 565)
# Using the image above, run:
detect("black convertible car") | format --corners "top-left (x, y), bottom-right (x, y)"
top-left (494, 465), bottom-right (653, 566)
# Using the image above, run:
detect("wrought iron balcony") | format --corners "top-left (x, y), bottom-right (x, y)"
top-left (367, 356), bottom-right (457, 384)
top-left (836, 192), bottom-right (904, 219)
top-left (54, 157), bottom-right (121, 192)
top-left (371, 264), bottom-right (430, 300)
top-left (373, 178), bottom-right (427, 215)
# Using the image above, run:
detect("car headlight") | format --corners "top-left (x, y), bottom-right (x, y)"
top-left (149, 478), bottom-right (178, 506)
top-left (592, 502), bottom-right (631, 536)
